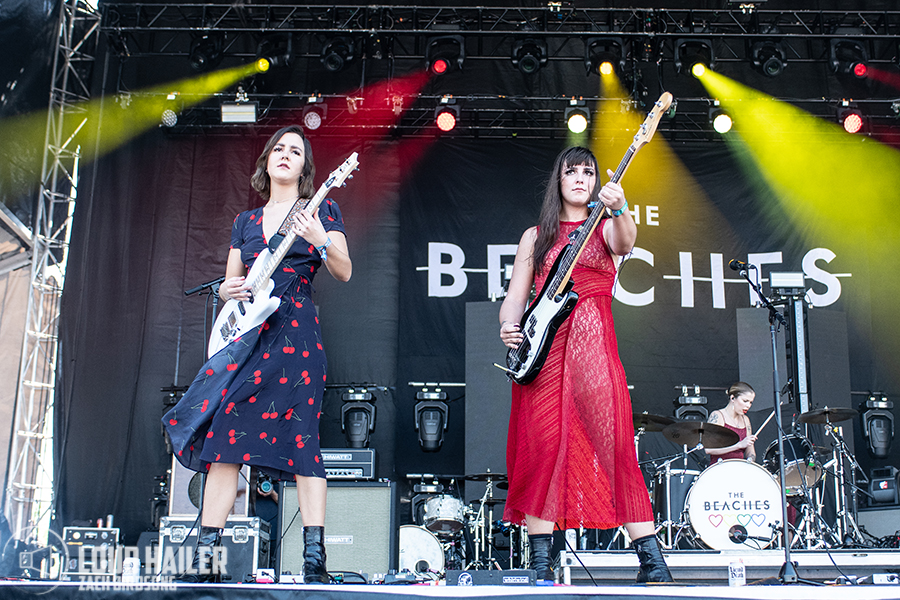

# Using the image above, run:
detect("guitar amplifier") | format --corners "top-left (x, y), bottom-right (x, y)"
top-left (62, 527), bottom-right (119, 581)
top-left (322, 448), bottom-right (375, 480)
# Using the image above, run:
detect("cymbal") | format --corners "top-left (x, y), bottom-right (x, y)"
top-left (470, 497), bottom-right (506, 506)
top-left (633, 411), bottom-right (675, 432)
top-left (464, 472), bottom-right (507, 481)
top-left (662, 421), bottom-right (739, 449)
top-left (797, 406), bottom-right (858, 425)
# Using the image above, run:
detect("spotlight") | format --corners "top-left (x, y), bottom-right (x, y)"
top-left (709, 102), bottom-right (733, 134)
top-left (674, 385), bottom-right (709, 421)
top-left (435, 96), bottom-right (459, 132)
top-left (838, 101), bottom-right (864, 134)
top-left (161, 92), bottom-right (180, 127)
top-left (220, 102), bottom-right (258, 124)
top-left (675, 38), bottom-right (715, 75)
top-left (564, 99), bottom-right (589, 134)
top-left (585, 37), bottom-right (624, 77)
top-left (511, 39), bottom-right (547, 75)
top-left (321, 36), bottom-right (355, 73)
top-left (302, 97), bottom-right (326, 131)
top-left (830, 39), bottom-right (868, 78)
top-left (189, 34), bottom-right (224, 72)
top-left (862, 395), bottom-right (894, 459)
top-left (340, 387), bottom-right (376, 448)
top-left (256, 33), bottom-right (293, 70)
top-left (751, 40), bottom-right (786, 77)
top-left (425, 35), bottom-right (464, 75)
top-left (161, 109), bottom-right (178, 128)
top-left (415, 387), bottom-right (448, 452)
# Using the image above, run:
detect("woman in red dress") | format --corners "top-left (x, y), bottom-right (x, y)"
top-left (499, 146), bottom-right (672, 583)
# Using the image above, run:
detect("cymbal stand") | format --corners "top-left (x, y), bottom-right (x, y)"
top-left (823, 421), bottom-right (867, 546)
top-left (465, 478), bottom-right (502, 570)
top-left (654, 443), bottom-right (702, 549)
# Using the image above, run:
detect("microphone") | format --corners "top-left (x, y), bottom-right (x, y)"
top-left (728, 259), bottom-right (756, 272)
top-left (728, 525), bottom-right (748, 544)
top-left (184, 276), bottom-right (226, 296)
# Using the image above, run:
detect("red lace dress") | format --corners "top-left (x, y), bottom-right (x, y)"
top-left (504, 219), bottom-right (652, 530)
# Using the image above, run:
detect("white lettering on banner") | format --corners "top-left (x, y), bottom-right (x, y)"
top-left (628, 205), bottom-right (660, 226)
top-left (419, 244), bottom-right (851, 307)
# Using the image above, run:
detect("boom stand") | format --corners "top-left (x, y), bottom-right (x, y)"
top-left (740, 270), bottom-right (815, 584)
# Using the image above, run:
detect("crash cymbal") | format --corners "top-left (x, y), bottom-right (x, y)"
top-left (662, 421), bottom-right (739, 449)
top-left (464, 472), bottom-right (507, 481)
top-left (633, 411), bottom-right (676, 432)
top-left (797, 406), bottom-right (858, 425)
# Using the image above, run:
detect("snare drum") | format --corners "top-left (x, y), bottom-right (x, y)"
top-left (423, 495), bottom-right (466, 534)
top-left (685, 459), bottom-right (781, 550)
top-left (763, 434), bottom-right (823, 495)
top-left (399, 525), bottom-right (444, 574)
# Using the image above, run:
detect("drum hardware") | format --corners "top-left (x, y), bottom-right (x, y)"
top-left (649, 445), bottom-right (706, 550)
top-left (816, 416), bottom-right (868, 547)
top-left (463, 471), bottom-right (506, 570)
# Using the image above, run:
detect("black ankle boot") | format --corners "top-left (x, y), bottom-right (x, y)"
top-left (303, 526), bottom-right (328, 584)
top-left (633, 534), bottom-right (673, 583)
top-left (176, 526), bottom-right (223, 583)
top-left (528, 534), bottom-right (554, 582)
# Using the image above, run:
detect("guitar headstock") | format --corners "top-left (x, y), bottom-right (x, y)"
top-left (323, 152), bottom-right (360, 190)
top-left (632, 92), bottom-right (673, 150)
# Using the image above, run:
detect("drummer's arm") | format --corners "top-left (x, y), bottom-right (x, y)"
top-left (704, 411), bottom-right (742, 457)
top-left (744, 415), bottom-right (757, 462)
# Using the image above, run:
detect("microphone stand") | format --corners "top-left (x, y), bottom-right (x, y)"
top-left (739, 268), bottom-right (816, 585)
top-left (184, 276), bottom-right (225, 361)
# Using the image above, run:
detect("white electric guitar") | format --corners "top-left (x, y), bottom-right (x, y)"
top-left (207, 153), bottom-right (359, 358)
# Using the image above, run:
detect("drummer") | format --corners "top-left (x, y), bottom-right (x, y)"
top-left (705, 382), bottom-right (758, 464)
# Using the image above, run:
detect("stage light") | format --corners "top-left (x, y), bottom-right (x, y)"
top-left (751, 40), bottom-right (786, 77)
top-left (161, 109), bottom-right (178, 128)
top-left (256, 33), bottom-right (293, 70)
top-left (426, 35), bottom-right (464, 75)
top-left (675, 38), bottom-right (715, 76)
top-left (565, 99), bottom-right (589, 134)
top-left (511, 39), bottom-right (547, 75)
top-left (321, 36), bottom-right (355, 73)
top-left (189, 34), bottom-right (224, 72)
top-left (220, 102), bottom-right (257, 124)
top-left (709, 102), bottom-right (733, 134)
top-left (585, 37), bottom-right (624, 77)
top-left (341, 387), bottom-right (376, 448)
top-left (435, 96), bottom-right (459, 132)
top-left (255, 58), bottom-right (270, 73)
top-left (830, 39), bottom-right (868, 79)
top-left (674, 385), bottom-right (709, 421)
top-left (838, 101), bottom-right (864, 134)
top-left (415, 387), bottom-right (448, 451)
top-left (862, 395), bottom-right (894, 459)
top-left (302, 97), bottom-right (326, 131)
top-left (161, 92), bottom-right (180, 127)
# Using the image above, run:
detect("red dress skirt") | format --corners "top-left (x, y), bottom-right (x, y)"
top-left (504, 220), bottom-right (652, 530)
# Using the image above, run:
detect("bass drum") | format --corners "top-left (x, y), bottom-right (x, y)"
top-left (399, 525), bottom-right (444, 574)
top-left (685, 459), bottom-right (781, 550)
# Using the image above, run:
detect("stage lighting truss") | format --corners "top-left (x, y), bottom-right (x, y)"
top-left (838, 100), bottom-right (864, 134)
top-left (434, 96), bottom-right (459, 132)
top-left (511, 38), bottom-right (547, 75)
top-left (585, 37), bottom-right (625, 77)
top-left (709, 101), bottom-right (733, 134)
top-left (426, 35), bottom-right (464, 75)
top-left (751, 40), bottom-right (786, 77)
top-left (563, 99), bottom-right (589, 134)
top-left (302, 96), bottom-right (326, 130)
top-left (321, 36), bottom-right (356, 73)
top-left (675, 38), bottom-right (715, 76)
top-left (829, 39), bottom-right (869, 78)
top-left (189, 33), bottom-right (224, 72)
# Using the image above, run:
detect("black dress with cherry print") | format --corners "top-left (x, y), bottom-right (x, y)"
top-left (163, 199), bottom-right (345, 480)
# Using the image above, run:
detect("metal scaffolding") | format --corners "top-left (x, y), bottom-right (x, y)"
top-left (3, 0), bottom-right (100, 544)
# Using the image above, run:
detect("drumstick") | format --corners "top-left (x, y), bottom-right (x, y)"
top-left (755, 410), bottom-right (775, 436)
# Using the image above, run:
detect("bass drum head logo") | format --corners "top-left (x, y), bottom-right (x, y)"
top-left (2, 525), bottom-right (69, 595)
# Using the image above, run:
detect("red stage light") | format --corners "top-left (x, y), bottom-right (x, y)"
top-left (842, 112), bottom-right (863, 134)
top-left (431, 58), bottom-right (450, 75)
top-left (853, 62), bottom-right (868, 78)
top-left (435, 109), bottom-right (457, 132)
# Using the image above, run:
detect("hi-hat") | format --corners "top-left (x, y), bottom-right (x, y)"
top-left (633, 411), bottom-right (675, 432)
top-left (662, 421), bottom-right (739, 449)
top-left (464, 472), bottom-right (507, 481)
top-left (797, 407), bottom-right (858, 425)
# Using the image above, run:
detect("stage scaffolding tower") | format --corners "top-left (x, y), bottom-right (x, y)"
top-left (3, 0), bottom-right (100, 546)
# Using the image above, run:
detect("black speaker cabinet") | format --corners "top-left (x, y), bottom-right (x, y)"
top-left (278, 480), bottom-right (397, 581)
top-left (167, 455), bottom-right (249, 517)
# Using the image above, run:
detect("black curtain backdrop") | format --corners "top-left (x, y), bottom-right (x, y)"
top-left (57, 126), bottom-right (896, 543)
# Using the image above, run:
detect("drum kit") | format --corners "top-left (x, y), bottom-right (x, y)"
top-left (636, 405), bottom-right (867, 551)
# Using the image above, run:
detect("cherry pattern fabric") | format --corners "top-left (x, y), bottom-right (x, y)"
top-left (504, 219), bottom-right (652, 530)
top-left (708, 422), bottom-right (747, 464)
top-left (164, 199), bottom-right (345, 480)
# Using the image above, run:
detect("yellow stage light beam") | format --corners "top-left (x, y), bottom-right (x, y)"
top-left (695, 68), bottom-right (900, 388)
top-left (0, 61), bottom-right (259, 201)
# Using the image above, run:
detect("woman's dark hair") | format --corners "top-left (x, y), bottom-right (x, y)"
top-left (250, 125), bottom-right (316, 201)
top-left (727, 381), bottom-right (755, 400)
top-left (532, 146), bottom-right (599, 274)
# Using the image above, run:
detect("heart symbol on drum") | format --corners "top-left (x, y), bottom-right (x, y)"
top-left (737, 514), bottom-right (752, 526)
top-left (723, 515), bottom-right (737, 526)
top-left (708, 514), bottom-right (724, 528)
top-left (752, 514), bottom-right (767, 527)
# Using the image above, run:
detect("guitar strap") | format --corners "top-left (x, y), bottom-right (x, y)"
top-left (275, 197), bottom-right (311, 239)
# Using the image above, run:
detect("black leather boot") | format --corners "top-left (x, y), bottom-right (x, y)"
top-left (633, 534), bottom-right (673, 583)
top-left (528, 534), bottom-right (554, 582)
top-left (175, 526), bottom-right (223, 583)
top-left (302, 526), bottom-right (328, 584)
